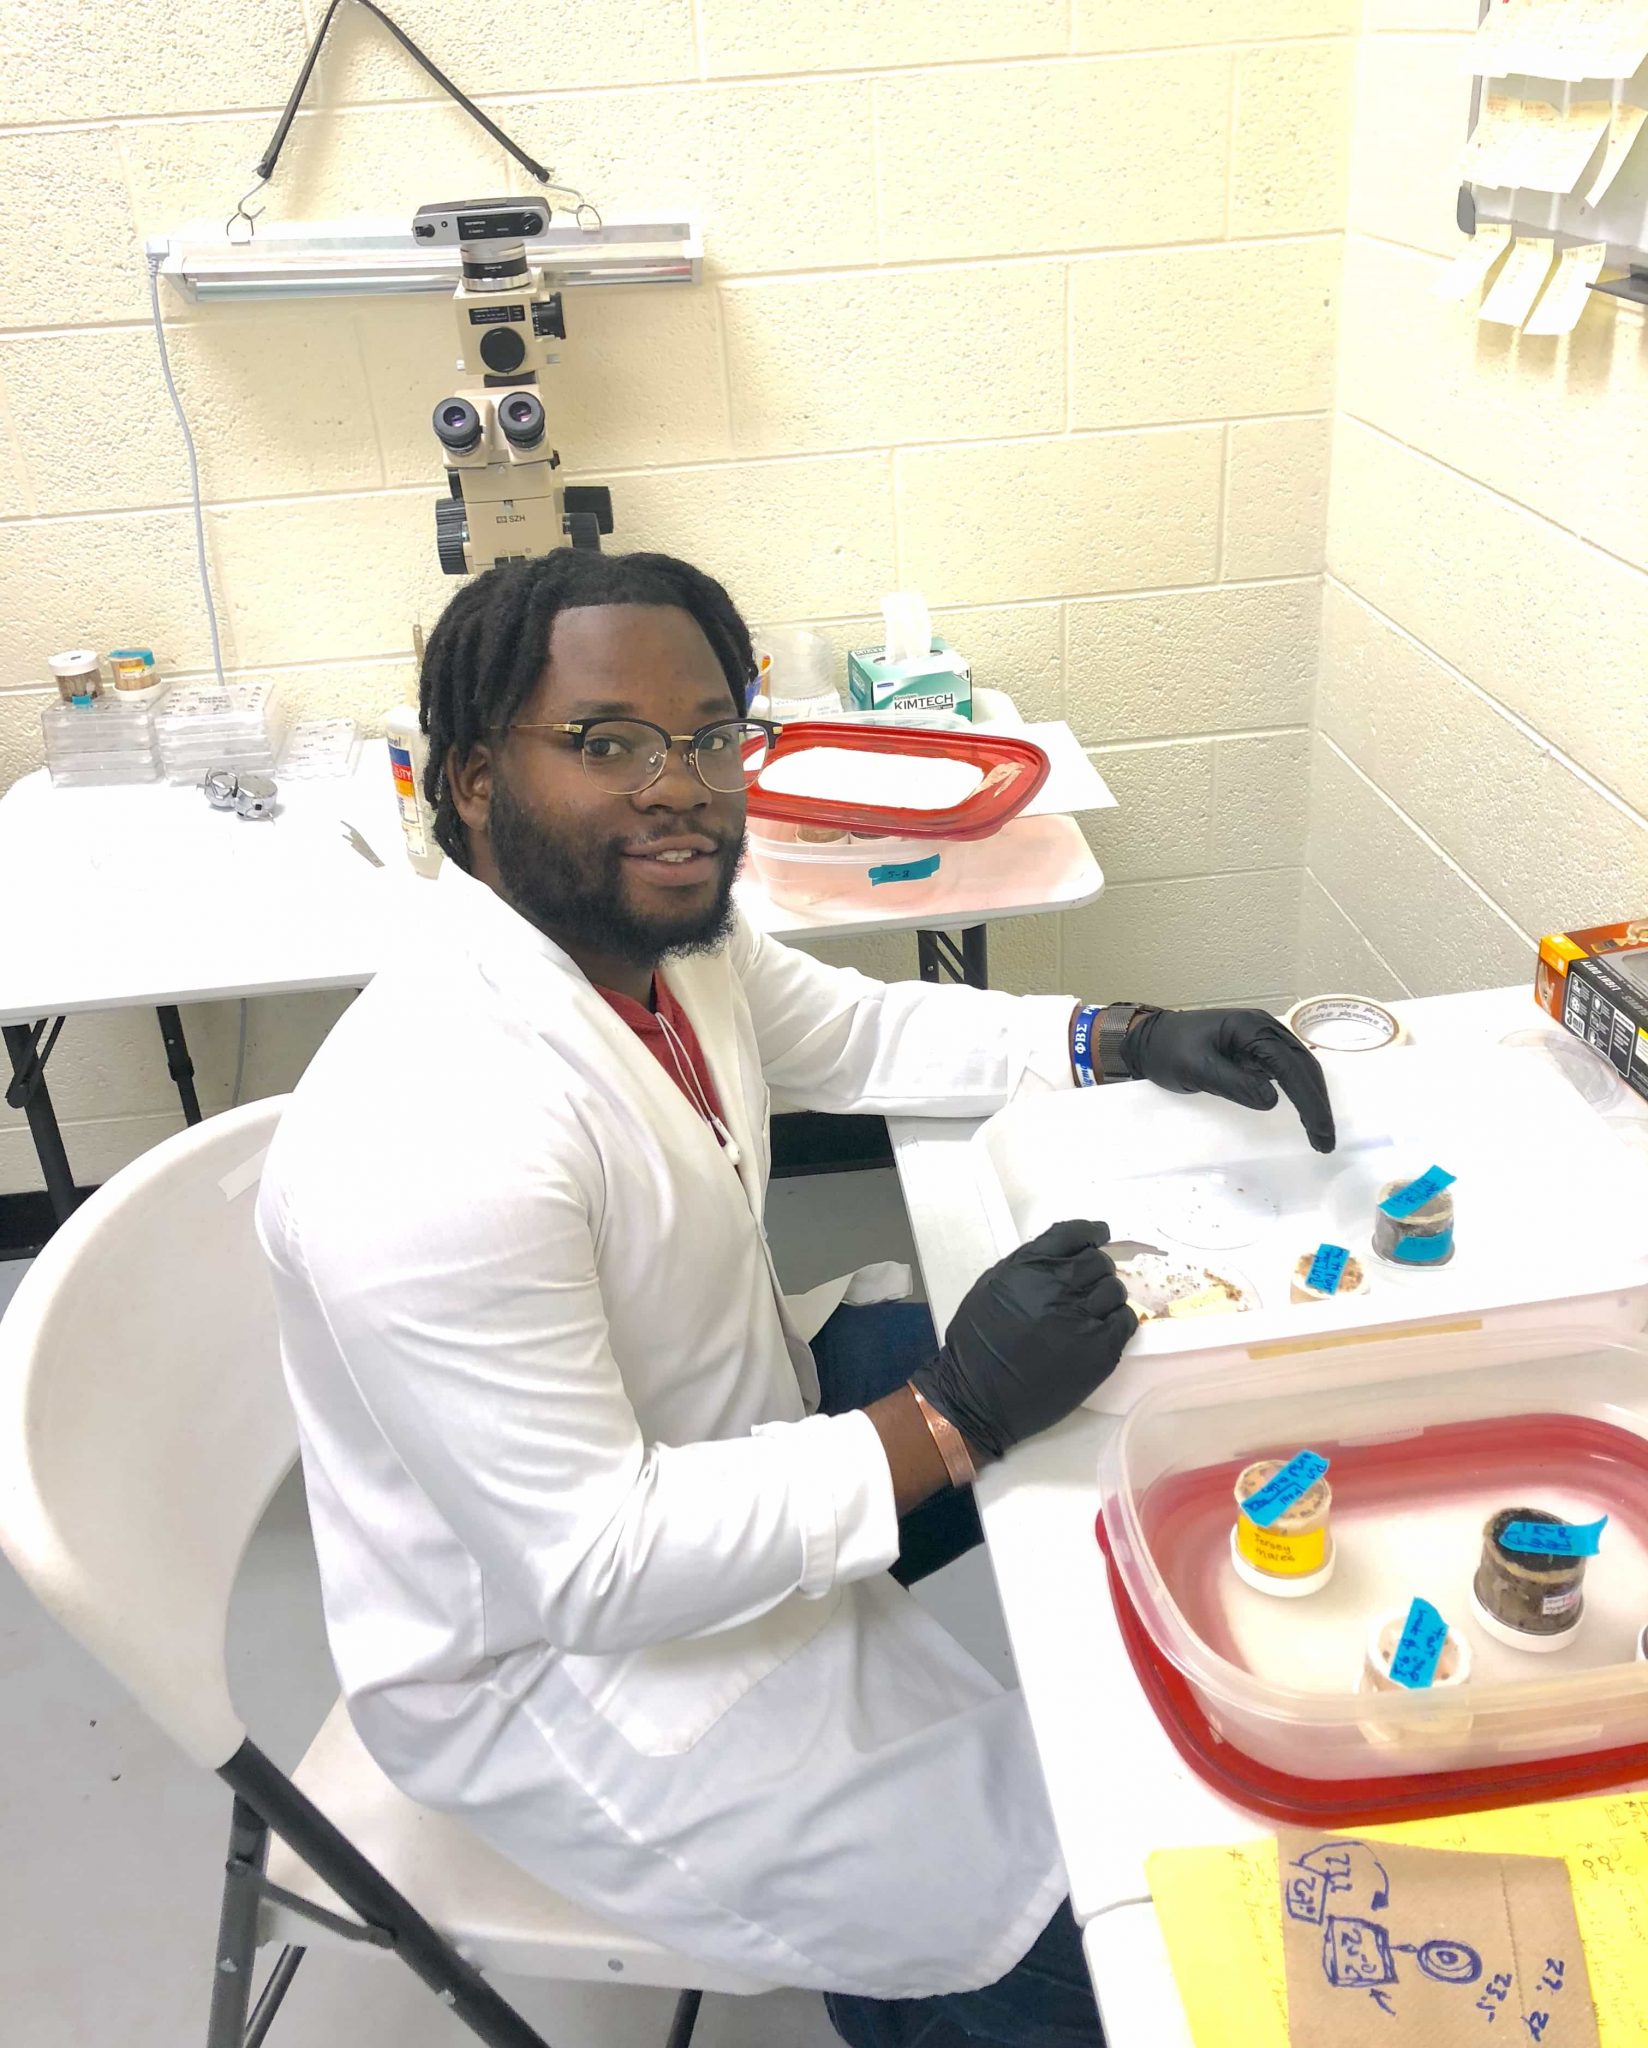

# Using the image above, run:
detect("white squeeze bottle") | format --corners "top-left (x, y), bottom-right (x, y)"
top-left (385, 703), bottom-right (442, 879)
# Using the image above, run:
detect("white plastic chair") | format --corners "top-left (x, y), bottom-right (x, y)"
top-left (0, 1100), bottom-right (768, 2048)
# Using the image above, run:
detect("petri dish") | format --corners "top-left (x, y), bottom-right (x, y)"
top-left (1500, 1027), bottom-right (1623, 1113)
top-left (1149, 1170), bottom-right (1280, 1249)
top-left (1114, 1251), bottom-right (1261, 1322)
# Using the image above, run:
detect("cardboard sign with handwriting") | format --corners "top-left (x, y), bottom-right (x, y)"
top-left (1277, 1830), bottom-right (1598, 2047)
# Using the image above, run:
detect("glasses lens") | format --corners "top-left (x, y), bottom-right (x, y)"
top-left (695, 720), bottom-right (771, 792)
top-left (578, 720), bottom-right (667, 793)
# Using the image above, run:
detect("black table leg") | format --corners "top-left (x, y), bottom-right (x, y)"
top-left (3, 1018), bottom-right (79, 1226)
top-left (916, 925), bottom-right (990, 989)
top-left (155, 1004), bottom-right (202, 1125)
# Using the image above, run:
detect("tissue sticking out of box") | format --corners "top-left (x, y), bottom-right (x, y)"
top-left (848, 589), bottom-right (973, 718)
top-left (882, 591), bottom-right (931, 668)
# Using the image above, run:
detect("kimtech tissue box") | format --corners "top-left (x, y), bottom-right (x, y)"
top-left (846, 638), bottom-right (973, 719)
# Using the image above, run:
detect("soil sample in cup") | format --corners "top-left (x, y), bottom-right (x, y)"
top-left (1231, 1456), bottom-right (1335, 1597)
top-left (1471, 1507), bottom-right (1586, 1649)
top-left (1359, 1603), bottom-right (1474, 1748)
top-left (1373, 1175), bottom-right (1455, 1268)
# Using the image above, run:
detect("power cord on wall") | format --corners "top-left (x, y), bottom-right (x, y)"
top-left (146, 251), bottom-right (227, 689)
top-left (149, 255), bottom-right (248, 1106)
top-left (232, 999), bottom-right (250, 1108)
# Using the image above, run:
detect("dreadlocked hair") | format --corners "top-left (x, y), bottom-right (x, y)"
top-left (418, 548), bottom-right (759, 869)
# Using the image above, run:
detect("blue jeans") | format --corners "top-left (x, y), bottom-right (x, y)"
top-left (808, 1302), bottom-right (1105, 2048)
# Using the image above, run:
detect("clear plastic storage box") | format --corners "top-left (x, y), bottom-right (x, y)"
top-left (744, 818), bottom-right (975, 916)
top-left (1095, 1323), bottom-right (1648, 1818)
top-left (156, 680), bottom-right (285, 783)
top-left (41, 695), bottom-right (162, 786)
top-left (277, 717), bottom-right (360, 779)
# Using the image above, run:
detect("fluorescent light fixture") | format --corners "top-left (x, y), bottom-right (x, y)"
top-left (147, 214), bottom-right (702, 302)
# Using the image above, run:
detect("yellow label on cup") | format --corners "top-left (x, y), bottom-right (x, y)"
top-left (1235, 1513), bottom-right (1328, 1578)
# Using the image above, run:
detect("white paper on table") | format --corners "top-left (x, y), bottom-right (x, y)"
top-left (1479, 235), bottom-right (1558, 323)
top-left (1464, 94), bottom-right (1611, 194)
top-left (1524, 239), bottom-right (1608, 331)
top-left (1581, 101), bottom-right (1648, 205)
top-left (1433, 221), bottom-right (1514, 300)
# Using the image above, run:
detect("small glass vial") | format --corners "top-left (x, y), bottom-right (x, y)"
top-left (48, 648), bottom-right (102, 704)
top-left (1373, 1176), bottom-right (1455, 1267)
top-left (1470, 1507), bottom-right (1586, 1651)
top-left (1230, 1458), bottom-right (1335, 1597)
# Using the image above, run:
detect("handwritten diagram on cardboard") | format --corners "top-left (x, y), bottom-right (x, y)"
top-left (1277, 1831), bottom-right (1599, 2047)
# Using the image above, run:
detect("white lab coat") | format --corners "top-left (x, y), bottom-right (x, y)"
top-left (257, 860), bottom-right (1081, 1997)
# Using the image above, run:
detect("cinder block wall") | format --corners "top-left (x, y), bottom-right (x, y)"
top-left (1304, 0), bottom-right (1648, 1000)
top-left (0, 3), bottom-right (1352, 1192)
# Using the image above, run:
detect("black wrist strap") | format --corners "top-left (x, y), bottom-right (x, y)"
top-left (1097, 1002), bottom-right (1143, 1081)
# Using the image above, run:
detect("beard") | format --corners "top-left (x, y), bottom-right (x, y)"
top-left (487, 767), bottom-right (743, 968)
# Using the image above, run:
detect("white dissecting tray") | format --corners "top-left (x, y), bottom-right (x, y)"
top-left (968, 1043), bottom-right (1648, 1411)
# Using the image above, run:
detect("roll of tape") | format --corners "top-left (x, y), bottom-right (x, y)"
top-left (1284, 993), bottom-right (1407, 1053)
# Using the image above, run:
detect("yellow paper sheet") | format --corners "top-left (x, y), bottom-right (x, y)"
top-left (1524, 240), bottom-right (1607, 334)
top-left (1434, 222), bottom-right (1514, 301)
top-left (1148, 1793), bottom-right (1648, 2048)
top-left (1464, 96), bottom-right (1611, 194)
top-left (1469, 0), bottom-right (1648, 82)
top-left (1581, 103), bottom-right (1647, 206)
top-left (1480, 236), bottom-right (1558, 324)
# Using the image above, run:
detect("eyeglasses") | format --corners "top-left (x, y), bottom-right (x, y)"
top-left (506, 716), bottom-right (779, 795)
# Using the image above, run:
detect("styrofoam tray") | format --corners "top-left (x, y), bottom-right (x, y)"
top-left (968, 1042), bottom-right (1648, 1411)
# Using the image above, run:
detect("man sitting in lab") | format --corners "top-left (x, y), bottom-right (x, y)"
top-left (258, 548), bottom-right (1333, 2048)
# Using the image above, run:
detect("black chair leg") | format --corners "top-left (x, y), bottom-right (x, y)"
top-left (220, 1740), bottom-right (552, 2048)
top-left (206, 1798), bottom-right (270, 2048)
top-left (665, 1989), bottom-right (703, 2048)
top-left (245, 1946), bottom-right (306, 2048)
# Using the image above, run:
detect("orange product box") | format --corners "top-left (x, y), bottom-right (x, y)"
top-left (1535, 918), bottom-right (1648, 1106)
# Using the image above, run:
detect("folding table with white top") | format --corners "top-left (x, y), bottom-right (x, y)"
top-left (887, 986), bottom-right (1648, 2047)
top-left (0, 693), bottom-right (1112, 1229)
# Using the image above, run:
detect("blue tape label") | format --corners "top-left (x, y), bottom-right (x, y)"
top-left (1240, 1449), bottom-right (1330, 1528)
top-left (1379, 1165), bottom-right (1456, 1219)
top-left (867, 854), bottom-right (941, 886)
top-left (1390, 1229), bottom-right (1454, 1264)
top-left (1388, 1596), bottom-right (1448, 1690)
top-left (1305, 1242), bottom-right (1350, 1294)
top-left (1501, 1515), bottom-right (1608, 1557)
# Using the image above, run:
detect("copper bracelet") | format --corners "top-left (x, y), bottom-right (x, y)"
top-left (910, 1386), bottom-right (979, 1489)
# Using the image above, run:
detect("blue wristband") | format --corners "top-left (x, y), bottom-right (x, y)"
top-left (1071, 1004), bottom-right (1103, 1088)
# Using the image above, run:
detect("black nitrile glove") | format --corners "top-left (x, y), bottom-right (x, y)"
top-left (911, 1220), bottom-right (1138, 1463)
top-left (1122, 1007), bottom-right (1337, 1155)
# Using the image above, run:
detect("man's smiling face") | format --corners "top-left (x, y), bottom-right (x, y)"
top-left (455, 602), bottom-right (748, 972)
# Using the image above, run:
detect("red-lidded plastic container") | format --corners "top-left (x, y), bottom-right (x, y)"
top-left (745, 721), bottom-right (1050, 841)
top-left (1093, 1322), bottom-right (1648, 1824)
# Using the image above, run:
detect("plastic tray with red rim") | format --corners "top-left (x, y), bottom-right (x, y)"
top-left (744, 722), bottom-right (1050, 841)
top-left (1092, 1407), bottom-right (1648, 1826)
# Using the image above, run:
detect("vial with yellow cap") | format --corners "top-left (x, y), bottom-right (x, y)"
top-left (1231, 1456), bottom-right (1335, 1597)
